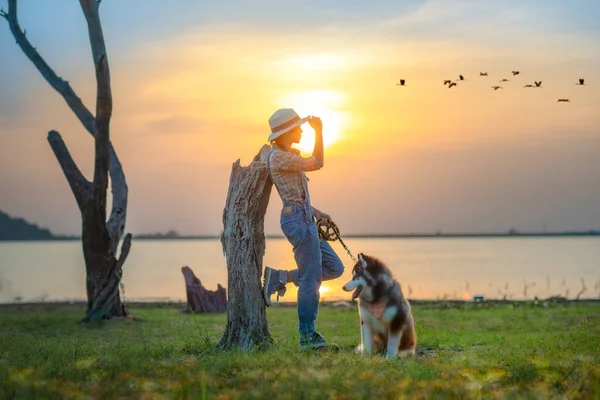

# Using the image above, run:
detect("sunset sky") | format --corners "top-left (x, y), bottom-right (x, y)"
top-left (1, 0), bottom-right (599, 236)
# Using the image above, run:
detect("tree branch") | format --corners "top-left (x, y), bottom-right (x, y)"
top-left (47, 130), bottom-right (92, 211)
top-left (106, 148), bottom-right (127, 254)
top-left (80, 0), bottom-right (112, 225)
top-left (2, 0), bottom-right (128, 248)
top-left (116, 233), bottom-right (132, 270)
top-left (2, 0), bottom-right (96, 134)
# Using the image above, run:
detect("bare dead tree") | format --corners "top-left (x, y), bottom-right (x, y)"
top-left (523, 280), bottom-right (536, 299)
top-left (497, 282), bottom-right (512, 300)
top-left (574, 278), bottom-right (587, 301)
top-left (219, 145), bottom-right (274, 350)
top-left (1, 0), bottom-right (131, 321)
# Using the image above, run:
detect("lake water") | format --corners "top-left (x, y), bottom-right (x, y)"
top-left (0, 237), bottom-right (599, 303)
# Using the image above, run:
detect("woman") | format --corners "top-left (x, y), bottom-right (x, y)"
top-left (262, 108), bottom-right (345, 350)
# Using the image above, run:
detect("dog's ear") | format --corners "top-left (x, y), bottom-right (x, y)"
top-left (358, 253), bottom-right (367, 268)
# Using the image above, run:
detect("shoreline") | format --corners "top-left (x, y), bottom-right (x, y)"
top-left (2, 297), bottom-right (599, 310)
top-left (1, 231), bottom-right (599, 242)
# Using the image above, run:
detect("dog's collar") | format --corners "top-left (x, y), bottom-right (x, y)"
top-left (362, 299), bottom-right (388, 319)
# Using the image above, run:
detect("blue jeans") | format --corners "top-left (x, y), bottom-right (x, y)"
top-left (281, 206), bottom-right (345, 334)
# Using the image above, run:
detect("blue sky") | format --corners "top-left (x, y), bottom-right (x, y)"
top-left (1, 0), bottom-right (599, 235)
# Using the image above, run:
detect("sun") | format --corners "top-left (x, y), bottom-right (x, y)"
top-left (281, 90), bottom-right (346, 154)
top-left (319, 285), bottom-right (331, 296)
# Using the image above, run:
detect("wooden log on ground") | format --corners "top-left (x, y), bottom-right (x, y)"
top-left (181, 266), bottom-right (227, 313)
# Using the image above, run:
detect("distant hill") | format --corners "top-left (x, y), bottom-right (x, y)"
top-left (0, 210), bottom-right (57, 241)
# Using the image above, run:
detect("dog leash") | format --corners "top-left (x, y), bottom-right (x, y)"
top-left (316, 219), bottom-right (357, 263)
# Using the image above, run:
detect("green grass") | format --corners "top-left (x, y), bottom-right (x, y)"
top-left (1, 302), bottom-right (599, 399)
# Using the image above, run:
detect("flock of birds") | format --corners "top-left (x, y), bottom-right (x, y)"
top-left (396, 71), bottom-right (587, 103)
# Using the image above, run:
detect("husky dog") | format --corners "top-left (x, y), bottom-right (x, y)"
top-left (342, 253), bottom-right (416, 358)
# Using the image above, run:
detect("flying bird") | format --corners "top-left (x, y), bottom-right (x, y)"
top-left (396, 79), bottom-right (406, 86)
top-left (557, 99), bottom-right (570, 102)
top-left (512, 71), bottom-right (520, 76)
top-left (491, 86), bottom-right (502, 90)
top-left (458, 75), bottom-right (465, 81)
top-left (523, 84), bottom-right (534, 88)
top-left (480, 72), bottom-right (488, 76)
top-left (576, 78), bottom-right (585, 85)
top-left (499, 78), bottom-right (509, 83)
top-left (443, 80), bottom-right (452, 85)
top-left (448, 82), bottom-right (457, 88)
top-left (534, 81), bottom-right (542, 88)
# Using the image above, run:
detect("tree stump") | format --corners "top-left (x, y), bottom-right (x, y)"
top-left (219, 145), bottom-right (273, 350)
top-left (181, 266), bottom-right (227, 312)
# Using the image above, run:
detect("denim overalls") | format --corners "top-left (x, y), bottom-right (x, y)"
top-left (267, 148), bottom-right (344, 334)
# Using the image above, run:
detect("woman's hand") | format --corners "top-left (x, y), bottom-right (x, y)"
top-left (313, 209), bottom-right (333, 227)
top-left (308, 116), bottom-right (324, 168)
top-left (308, 116), bottom-right (323, 132)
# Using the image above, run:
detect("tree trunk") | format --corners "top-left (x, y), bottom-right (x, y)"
top-left (181, 266), bottom-right (227, 312)
top-left (219, 145), bottom-right (274, 350)
top-left (2, 1), bottom-right (132, 321)
top-left (48, 128), bottom-right (132, 322)
top-left (81, 218), bottom-right (131, 321)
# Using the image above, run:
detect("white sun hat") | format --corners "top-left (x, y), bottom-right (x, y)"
top-left (267, 108), bottom-right (308, 142)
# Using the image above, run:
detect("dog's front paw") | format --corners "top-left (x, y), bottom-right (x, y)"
top-left (356, 344), bottom-right (374, 356)
top-left (398, 349), bottom-right (416, 358)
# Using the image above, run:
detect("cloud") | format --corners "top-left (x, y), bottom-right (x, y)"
top-left (374, 0), bottom-right (599, 60)
top-left (137, 114), bottom-right (264, 139)
top-left (143, 115), bottom-right (206, 136)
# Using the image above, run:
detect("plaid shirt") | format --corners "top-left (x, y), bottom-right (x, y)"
top-left (268, 144), bottom-right (321, 205)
